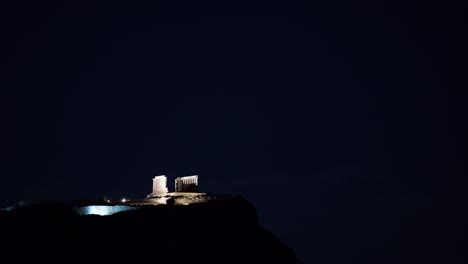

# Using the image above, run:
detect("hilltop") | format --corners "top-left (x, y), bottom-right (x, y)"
top-left (0, 196), bottom-right (300, 264)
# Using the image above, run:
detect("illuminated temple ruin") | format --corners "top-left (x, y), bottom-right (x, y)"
top-left (2, 175), bottom-right (212, 216)
top-left (147, 175), bottom-right (199, 197)
top-left (175, 175), bottom-right (198, 192)
top-left (145, 175), bottom-right (207, 205)
top-left (152, 175), bottom-right (169, 195)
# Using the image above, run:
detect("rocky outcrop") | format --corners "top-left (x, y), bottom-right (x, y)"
top-left (0, 196), bottom-right (300, 264)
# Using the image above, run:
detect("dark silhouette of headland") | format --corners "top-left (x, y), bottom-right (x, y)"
top-left (1, 177), bottom-right (301, 264)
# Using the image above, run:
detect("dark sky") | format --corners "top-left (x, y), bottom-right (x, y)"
top-left (1, 1), bottom-right (466, 263)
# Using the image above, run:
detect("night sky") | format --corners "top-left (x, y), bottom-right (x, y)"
top-left (1, 1), bottom-right (466, 263)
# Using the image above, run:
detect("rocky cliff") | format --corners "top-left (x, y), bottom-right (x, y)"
top-left (0, 196), bottom-right (300, 264)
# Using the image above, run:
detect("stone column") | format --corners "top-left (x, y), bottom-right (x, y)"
top-left (152, 175), bottom-right (168, 195)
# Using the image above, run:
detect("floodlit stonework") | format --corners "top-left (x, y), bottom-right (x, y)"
top-left (175, 175), bottom-right (198, 192)
top-left (145, 175), bottom-right (206, 205)
top-left (152, 175), bottom-right (168, 195)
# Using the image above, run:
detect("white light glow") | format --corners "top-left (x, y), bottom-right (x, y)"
top-left (75, 205), bottom-right (140, 216)
top-left (121, 198), bottom-right (126, 202)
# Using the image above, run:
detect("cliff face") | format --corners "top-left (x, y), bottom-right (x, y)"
top-left (0, 196), bottom-right (300, 264)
